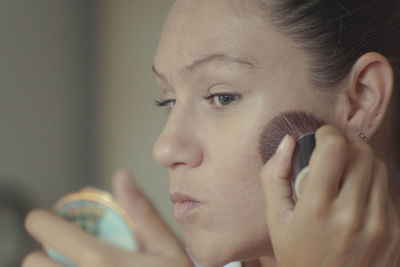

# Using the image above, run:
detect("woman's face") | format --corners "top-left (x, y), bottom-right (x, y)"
top-left (153, 0), bottom-right (332, 265)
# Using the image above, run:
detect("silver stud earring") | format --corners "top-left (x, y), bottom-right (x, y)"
top-left (359, 132), bottom-right (367, 139)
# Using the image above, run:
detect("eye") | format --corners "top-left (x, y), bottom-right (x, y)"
top-left (204, 94), bottom-right (239, 107)
top-left (154, 98), bottom-right (176, 108)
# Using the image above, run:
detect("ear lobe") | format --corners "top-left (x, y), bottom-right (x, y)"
top-left (335, 52), bottom-right (394, 142)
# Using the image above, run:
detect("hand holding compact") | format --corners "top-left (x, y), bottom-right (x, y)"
top-left (23, 171), bottom-right (193, 267)
top-left (261, 125), bottom-right (400, 267)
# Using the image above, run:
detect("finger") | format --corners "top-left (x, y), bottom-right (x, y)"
top-left (384, 200), bottom-right (400, 267)
top-left (361, 159), bottom-right (389, 265)
top-left (366, 198), bottom-right (399, 267)
top-left (302, 125), bottom-right (348, 205)
top-left (25, 209), bottom-right (109, 265)
top-left (261, 135), bottom-right (296, 230)
top-left (22, 251), bottom-right (64, 267)
top-left (365, 159), bottom-right (388, 219)
top-left (336, 142), bottom-right (374, 216)
top-left (112, 170), bottom-right (184, 257)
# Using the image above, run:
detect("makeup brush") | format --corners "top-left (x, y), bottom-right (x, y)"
top-left (259, 111), bottom-right (325, 199)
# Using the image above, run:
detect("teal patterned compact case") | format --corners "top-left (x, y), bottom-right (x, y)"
top-left (46, 187), bottom-right (140, 267)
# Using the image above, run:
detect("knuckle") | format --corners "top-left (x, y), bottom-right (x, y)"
top-left (352, 142), bottom-right (373, 158)
top-left (366, 218), bottom-right (387, 244)
top-left (320, 135), bottom-right (347, 154)
top-left (316, 125), bottom-right (342, 137)
top-left (335, 211), bottom-right (362, 235)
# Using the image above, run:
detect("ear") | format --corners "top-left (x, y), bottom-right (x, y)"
top-left (334, 52), bottom-right (394, 142)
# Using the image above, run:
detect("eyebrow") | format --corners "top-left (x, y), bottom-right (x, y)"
top-left (152, 53), bottom-right (256, 82)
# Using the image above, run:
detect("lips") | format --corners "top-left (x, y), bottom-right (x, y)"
top-left (169, 192), bottom-right (203, 222)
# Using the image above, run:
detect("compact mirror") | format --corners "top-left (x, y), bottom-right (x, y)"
top-left (46, 187), bottom-right (140, 267)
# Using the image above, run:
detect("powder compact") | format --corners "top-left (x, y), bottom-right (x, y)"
top-left (46, 187), bottom-right (140, 267)
top-left (291, 133), bottom-right (316, 199)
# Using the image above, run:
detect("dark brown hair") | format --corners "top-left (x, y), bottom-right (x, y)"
top-left (259, 0), bottom-right (400, 89)
top-left (259, 0), bottom-right (400, 162)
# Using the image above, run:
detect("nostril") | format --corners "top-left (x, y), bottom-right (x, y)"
top-left (171, 162), bottom-right (185, 169)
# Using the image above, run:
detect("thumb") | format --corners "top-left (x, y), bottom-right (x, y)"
top-left (112, 170), bottom-right (184, 256)
top-left (261, 135), bottom-right (296, 230)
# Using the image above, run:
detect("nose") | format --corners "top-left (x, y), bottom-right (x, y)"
top-left (153, 109), bottom-right (204, 169)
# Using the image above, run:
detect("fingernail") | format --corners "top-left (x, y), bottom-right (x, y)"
top-left (277, 135), bottom-right (290, 152)
top-left (295, 166), bottom-right (309, 198)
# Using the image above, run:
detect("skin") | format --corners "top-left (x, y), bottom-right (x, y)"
top-left (23, 0), bottom-right (400, 267)
top-left (151, 0), bottom-right (332, 265)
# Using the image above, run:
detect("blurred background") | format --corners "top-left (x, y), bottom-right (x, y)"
top-left (0, 1), bottom-right (178, 266)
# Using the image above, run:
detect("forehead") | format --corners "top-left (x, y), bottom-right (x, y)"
top-left (154, 0), bottom-right (282, 73)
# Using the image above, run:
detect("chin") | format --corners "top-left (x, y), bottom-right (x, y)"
top-left (184, 228), bottom-right (271, 267)
top-left (187, 245), bottom-right (232, 267)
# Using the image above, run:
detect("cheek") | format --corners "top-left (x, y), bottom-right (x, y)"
top-left (183, 109), bottom-right (276, 262)
top-left (206, 122), bottom-right (266, 213)
top-left (194, 99), bottom-right (275, 223)
top-left (217, 158), bottom-right (265, 215)
top-left (204, 110), bottom-right (266, 168)
top-left (203, 108), bottom-right (269, 193)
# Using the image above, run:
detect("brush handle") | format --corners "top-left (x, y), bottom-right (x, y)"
top-left (292, 133), bottom-right (316, 198)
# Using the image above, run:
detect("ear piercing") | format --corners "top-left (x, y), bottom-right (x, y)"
top-left (359, 132), bottom-right (367, 139)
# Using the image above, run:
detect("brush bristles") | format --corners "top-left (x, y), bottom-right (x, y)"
top-left (259, 111), bottom-right (324, 163)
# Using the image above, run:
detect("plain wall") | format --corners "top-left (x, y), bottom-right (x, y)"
top-left (0, 0), bottom-right (93, 206)
top-left (92, 0), bottom-right (182, 239)
top-left (0, 0), bottom-right (93, 266)
top-left (0, 1), bottom-right (182, 266)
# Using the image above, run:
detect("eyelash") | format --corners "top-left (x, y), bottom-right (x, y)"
top-left (203, 93), bottom-right (240, 106)
top-left (154, 98), bottom-right (175, 107)
top-left (154, 93), bottom-right (240, 108)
